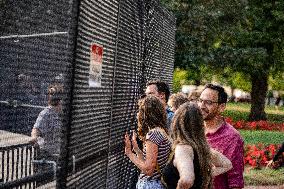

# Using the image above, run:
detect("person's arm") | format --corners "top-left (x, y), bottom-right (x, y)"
top-left (267, 142), bottom-right (284, 168)
top-left (211, 148), bottom-right (232, 177)
top-left (125, 132), bottom-right (158, 176)
top-left (131, 131), bottom-right (144, 159)
top-left (266, 159), bottom-right (274, 168)
top-left (30, 128), bottom-right (40, 143)
top-left (30, 110), bottom-right (45, 144)
top-left (173, 144), bottom-right (195, 189)
top-left (226, 137), bottom-right (244, 189)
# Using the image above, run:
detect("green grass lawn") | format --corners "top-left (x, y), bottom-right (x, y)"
top-left (240, 127), bottom-right (284, 186)
top-left (226, 102), bottom-right (284, 112)
top-left (240, 130), bottom-right (284, 145)
top-left (225, 102), bottom-right (284, 145)
top-left (239, 130), bottom-right (284, 186)
top-left (224, 102), bottom-right (284, 122)
top-left (244, 167), bottom-right (284, 186)
top-left (224, 102), bottom-right (284, 186)
top-left (240, 129), bottom-right (284, 186)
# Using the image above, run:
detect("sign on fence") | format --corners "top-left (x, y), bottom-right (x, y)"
top-left (89, 43), bottom-right (103, 87)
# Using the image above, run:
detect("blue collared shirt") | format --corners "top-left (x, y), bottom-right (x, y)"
top-left (166, 107), bottom-right (174, 131)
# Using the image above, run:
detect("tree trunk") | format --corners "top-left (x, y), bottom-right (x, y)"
top-left (249, 72), bottom-right (268, 121)
top-left (229, 87), bottom-right (235, 102)
top-left (194, 79), bottom-right (201, 86)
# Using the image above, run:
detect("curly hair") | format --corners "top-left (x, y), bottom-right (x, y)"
top-left (168, 92), bottom-right (189, 110)
top-left (137, 95), bottom-right (167, 141)
top-left (171, 102), bottom-right (212, 189)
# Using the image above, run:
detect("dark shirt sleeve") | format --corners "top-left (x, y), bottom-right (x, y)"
top-left (226, 136), bottom-right (245, 188)
top-left (273, 142), bottom-right (284, 162)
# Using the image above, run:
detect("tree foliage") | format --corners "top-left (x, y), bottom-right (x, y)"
top-left (215, 68), bottom-right (252, 92)
top-left (173, 68), bottom-right (189, 93)
top-left (162, 0), bottom-right (284, 120)
top-left (269, 72), bottom-right (284, 91)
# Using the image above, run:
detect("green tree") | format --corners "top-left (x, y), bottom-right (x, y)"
top-left (173, 65), bottom-right (216, 93)
top-left (173, 68), bottom-right (188, 93)
top-left (162, 0), bottom-right (284, 121)
top-left (269, 71), bottom-right (284, 91)
top-left (215, 68), bottom-right (252, 93)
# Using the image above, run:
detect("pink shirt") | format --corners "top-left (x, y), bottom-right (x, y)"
top-left (206, 122), bottom-right (244, 189)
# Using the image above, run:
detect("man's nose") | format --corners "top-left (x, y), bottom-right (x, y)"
top-left (198, 101), bottom-right (205, 108)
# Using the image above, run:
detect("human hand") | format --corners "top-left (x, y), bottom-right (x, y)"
top-left (29, 137), bottom-right (38, 144)
top-left (131, 131), bottom-right (139, 152)
top-left (29, 139), bottom-right (40, 149)
top-left (266, 160), bottom-right (274, 169)
top-left (124, 132), bottom-right (132, 156)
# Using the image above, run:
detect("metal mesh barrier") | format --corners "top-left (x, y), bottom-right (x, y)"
top-left (66, 1), bottom-right (119, 188)
top-left (106, 1), bottom-right (143, 188)
top-left (0, 0), bottom-right (78, 188)
top-left (0, 0), bottom-right (175, 188)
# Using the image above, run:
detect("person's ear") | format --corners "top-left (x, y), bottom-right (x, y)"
top-left (218, 103), bottom-right (226, 113)
top-left (159, 92), bottom-right (166, 101)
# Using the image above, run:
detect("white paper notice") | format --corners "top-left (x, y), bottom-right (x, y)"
top-left (89, 43), bottom-right (103, 87)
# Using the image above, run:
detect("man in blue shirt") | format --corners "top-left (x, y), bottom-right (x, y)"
top-left (145, 80), bottom-right (174, 130)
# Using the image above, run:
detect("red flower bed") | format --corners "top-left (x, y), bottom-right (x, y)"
top-left (225, 117), bottom-right (284, 131)
top-left (244, 144), bottom-right (281, 168)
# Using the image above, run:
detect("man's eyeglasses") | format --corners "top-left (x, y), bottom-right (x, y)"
top-left (197, 98), bottom-right (219, 106)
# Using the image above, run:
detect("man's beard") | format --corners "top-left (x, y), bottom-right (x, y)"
top-left (203, 114), bottom-right (217, 121)
top-left (201, 109), bottom-right (218, 121)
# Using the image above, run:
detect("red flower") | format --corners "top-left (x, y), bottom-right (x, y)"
top-left (225, 117), bottom-right (283, 131)
top-left (269, 144), bottom-right (276, 156)
top-left (244, 143), bottom-right (280, 168)
top-left (249, 121), bottom-right (257, 130)
top-left (225, 117), bottom-right (233, 125)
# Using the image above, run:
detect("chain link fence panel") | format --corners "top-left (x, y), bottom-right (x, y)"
top-left (0, 0), bottom-right (175, 188)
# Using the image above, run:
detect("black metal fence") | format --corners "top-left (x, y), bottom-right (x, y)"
top-left (0, 143), bottom-right (36, 188)
top-left (0, 0), bottom-right (175, 188)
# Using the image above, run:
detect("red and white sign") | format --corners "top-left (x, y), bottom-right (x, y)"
top-left (89, 43), bottom-right (103, 87)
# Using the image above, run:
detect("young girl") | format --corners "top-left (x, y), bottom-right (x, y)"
top-left (124, 95), bottom-right (171, 189)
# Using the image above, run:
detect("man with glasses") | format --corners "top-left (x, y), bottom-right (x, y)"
top-left (198, 84), bottom-right (244, 189)
top-left (145, 80), bottom-right (174, 130)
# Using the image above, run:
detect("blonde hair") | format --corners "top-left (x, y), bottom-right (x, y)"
top-left (188, 90), bottom-right (201, 102)
top-left (168, 92), bottom-right (189, 110)
top-left (171, 102), bottom-right (212, 189)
